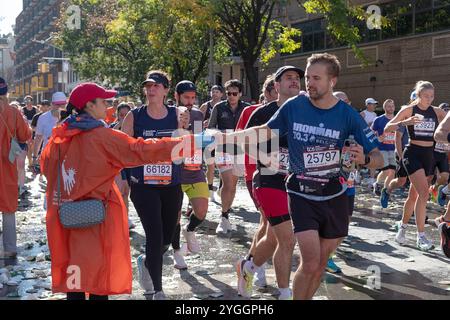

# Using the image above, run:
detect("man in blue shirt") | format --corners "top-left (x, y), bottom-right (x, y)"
top-left (222, 53), bottom-right (383, 300)
top-left (371, 99), bottom-right (397, 196)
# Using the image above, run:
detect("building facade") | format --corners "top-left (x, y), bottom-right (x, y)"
top-left (0, 35), bottom-right (15, 85)
top-left (218, 0), bottom-right (450, 109)
top-left (13, 0), bottom-right (66, 101)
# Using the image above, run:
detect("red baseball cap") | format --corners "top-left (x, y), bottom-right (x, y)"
top-left (69, 83), bottom-right (117, 110)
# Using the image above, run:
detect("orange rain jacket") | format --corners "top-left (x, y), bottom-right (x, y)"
top-left (40, 122), bottom-right (187, 295)
top-left (0, 104), bottom-right (32, 213)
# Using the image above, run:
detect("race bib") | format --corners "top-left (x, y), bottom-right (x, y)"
top-left (435, 142), bottom-right (450, 153)
top-left (216, 152), bottom-right (233, 168)
top-left (414, 119), bottom-right (435, 137)
top-left (144, 163), bottom-right (172, 185)
top-left (381, 132), bottom-right (396, 144)
top-left (303, 145), bottom-right (340, 176)
top-left (278, 147), bottom-right (290, 174)
top-left (184, 150), bottom-right (203, 171)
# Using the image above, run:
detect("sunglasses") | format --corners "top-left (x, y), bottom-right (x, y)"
top-left (226, 92), bottom-right (239, 97)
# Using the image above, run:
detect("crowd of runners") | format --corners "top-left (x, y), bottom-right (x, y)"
top-left (0, 52), bottom-right (449, 301)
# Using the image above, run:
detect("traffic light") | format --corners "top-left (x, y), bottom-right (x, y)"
top-left (38, 62), bottom-right (50, 73)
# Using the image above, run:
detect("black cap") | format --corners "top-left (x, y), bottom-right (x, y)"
top-left (274, 66), bottom-right (305, 82)
top-left (142, 72), bottom-right (170, 88)
top-left (41, 100), bottom-right (51, 106)
top-left (439, 103), bottom-right (450, 111)
top-left (175, 80), bottom-right (197, 94)
top-left (211, 85), bottom-right (224, 93)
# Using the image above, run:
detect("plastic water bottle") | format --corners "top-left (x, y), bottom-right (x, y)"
top-left (341, 135), bottom-right (356, 173)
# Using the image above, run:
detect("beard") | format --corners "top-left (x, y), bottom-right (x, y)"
top-left (308, 88), bottom-right (326, 101)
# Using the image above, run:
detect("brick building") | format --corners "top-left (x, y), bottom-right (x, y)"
top-left (217, 0), bottom-right (450, 109)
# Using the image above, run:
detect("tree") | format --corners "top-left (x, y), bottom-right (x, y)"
top-left (207, 0), bottom-right (302, 100)
top-left (57, 0), bottom-right (227, 98)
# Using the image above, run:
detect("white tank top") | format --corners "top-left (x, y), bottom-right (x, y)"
top-left (362, 110), bottom-right (377, 127)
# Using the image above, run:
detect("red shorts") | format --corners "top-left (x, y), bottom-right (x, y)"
top-left (245, 180), bottom-right (260, 209)
top-left (254, 187), bottom-right (291, 226)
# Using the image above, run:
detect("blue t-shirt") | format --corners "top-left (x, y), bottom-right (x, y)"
top-left (372, 115), bottom-right (395, 152)
top-left (267, 95), bottom-right (379, 200)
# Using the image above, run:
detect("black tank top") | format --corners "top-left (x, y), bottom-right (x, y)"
top-left (407, 105), bottom-right (438, 142)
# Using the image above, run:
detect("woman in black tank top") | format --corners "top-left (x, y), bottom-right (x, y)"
top-left (383, 81), bottom-right (446, 252)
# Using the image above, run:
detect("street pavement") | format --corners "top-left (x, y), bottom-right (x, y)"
top-left (1, 171), bottom-right (449, 300)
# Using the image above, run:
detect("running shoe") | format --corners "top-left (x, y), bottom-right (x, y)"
top-left (417, 234), bottom-right (434, 252)
top-left (182, 225), bottom-right (201, 254)
top-left (254, 264), bottom-right (267, 288)
top-left (216, 217), bottom-right (231, 234)
top-left (430, 186), bottom-right (438, 203)
top-left (152, 291), bottom-right (167, 300)
top-left (395, 222), bottom-right (407, 245)
top-left (278, 289), bottom-right (293, 300)
top-left (380, 188), bottom-right (390, 209)
top-left (173, 250), bottom-right (188, 270)
top-left (438, 185), bottom-right (447, 206)
top-left (373, 182), bottom-right (382, 196)
top-left (325, 257), bottom-right (342, 274)
top-left (236, 259), bottom-right (254, 298)
top-left (137, 255), bottom-right (154, 295)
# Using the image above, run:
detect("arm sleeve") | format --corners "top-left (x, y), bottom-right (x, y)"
top-left (267, 103), bottom-right (289, 137)
top-left (103, 129), bottom-right (190, 169)
top-left (351, 113), bottom-right (379, 154)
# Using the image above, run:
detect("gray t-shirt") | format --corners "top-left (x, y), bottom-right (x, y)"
top-left (181, 107), bottom-right (206, 184)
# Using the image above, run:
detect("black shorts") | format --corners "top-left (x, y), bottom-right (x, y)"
top-left (433, 151), bottom-right (449, 174)
top-left (396, 155), bottom-right (408, 179)
top-left (402, 145), bottom-right (434, 177)
top-left (288, 192), bottom-right (350, 239)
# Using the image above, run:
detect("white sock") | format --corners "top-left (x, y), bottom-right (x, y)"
top-left (278, 288), bottom-right (292, 299)
top-left (418, 232), bottom-right (426, 238)
top-left (244, 260), bottom-right (259, 274)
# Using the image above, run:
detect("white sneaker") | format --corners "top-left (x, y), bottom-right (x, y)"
top-left (216, 217), bottom-right (231, 234)
top-left (137, 255), bottom-right (154, 295)
top-left (173, 250), bottom-right (188, 270)
top-left (128, 217), bottom-right (136, 230)
top-left (417, 235), bottom-right (434, 252)
top-left (254, 263), bottom-right (267, 288)
top-left (182, 226), bottom-right (201, 254)
top-left (236, 259), bottom-right (254, 298)
top-left (153, 291), bottom-right (167, 300)
top-left (395, 222), bottom-right (407, 245)
top-left (278, 288), bottom-right (293, 300)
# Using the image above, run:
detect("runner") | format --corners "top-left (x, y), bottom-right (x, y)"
top-left (200, 85), bottom-right (224, 201)
top-left (433, 103), bottom-right (450, 257)
top-left (208, 79), bottom-right (250, 234)
top-left (235, 74), bottom-right (278, 288)
top-left (384, 81), bottom-right (446, 251)
top-left (371, 100), bottom-right (397, 196)
top-left (235, 65), bottom-right (304, 300)
top-left (430, 103), bottom-right (450, 206)
top-left (0, 77), bottom-right (32, 258)
top-left (110, 103), bottom-right (135, 230)
top-left (40, 81), bottom-right (192, 300)
top-left (380, 106), bottom-right (410, 208)
top-left (21, 95), bottom-right (38, 166)
top-left (221, 54), bottom-right (383, 300)
top-left (171, 80), bottom-right (209, 270)
top-left (122, 71), bottom-right (190, 299)
top-left (32, 92), bottom-right (67, 167)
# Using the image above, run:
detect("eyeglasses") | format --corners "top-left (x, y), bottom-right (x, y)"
top-left (226, 92), bottom-right (239, 97)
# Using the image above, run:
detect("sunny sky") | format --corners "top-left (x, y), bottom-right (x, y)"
top-left (0, 0), bottom-right (23, 35)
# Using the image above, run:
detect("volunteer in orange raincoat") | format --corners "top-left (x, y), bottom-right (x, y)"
top-left (0, 77), bottom-right (32, 258)
top-left (40, 83), bottom-right (191, 300)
